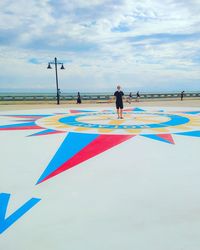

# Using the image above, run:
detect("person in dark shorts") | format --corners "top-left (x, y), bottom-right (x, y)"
top-left (114, 85), bottom-right (124, 119)
top-left (128, 92), bottom-right (132, 104)
top-left (77, 92), bottom-right (81, 104)
top-left (181, 91), bottom-right (185, 101)
top-left (136, 91), bottom-right (140, 102)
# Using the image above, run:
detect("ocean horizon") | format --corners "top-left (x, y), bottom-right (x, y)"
top-left (0, 90), bottom-right (199, 97)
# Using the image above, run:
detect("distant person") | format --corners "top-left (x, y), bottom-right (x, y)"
top-left (77, 92), bottom-right (81, 104)
top-left (136, 91), bottom-right (140, 102)
top-left (114, 85), bottom-right (124, 119)
top-left (57, 88), bottom-right (61, 99)
top-left (181, 91), bottom-right (185, 101)
top-left (57, 88), bottom-right (61, 103)
top-left (127, 92), bottom-right (132, 104)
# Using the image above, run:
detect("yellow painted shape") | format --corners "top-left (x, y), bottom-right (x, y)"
top-left (189, 122), bottom-right (200, 126)
top-left (135, 117), bottom-right (168, 124)
top-left (43, 122), bottom-right (59, 125)
top-left (98, 128), bottom-right (114, 133)
top-left (109, 119), bottom-right (125, 125)
top-left (55, 124), bottom-right (70, 128)
top-left (174, 125), bottom-right (190, 130)
top-left (150, 128), bottom-right (169, 133)
top-left (126, 129), bottom-right (141, 134)
top-left (74, 127), bottom-right (91, 131)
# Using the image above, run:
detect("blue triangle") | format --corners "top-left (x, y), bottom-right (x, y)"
top-left (141, 134), bottom-right (173, 144)
top-left (181, 111), bottom-right (200, 115)
top-left (70, 110), bottom-right (96, 113)
top-left (36, 132), bottom-right (99, 184)
top-left (28, 129), bottom-right (63, 137)
top-left (174, 131), bottom-right (200, 137)
top-left (134, 107), bottom-right (145, 112)
top-left (0, 122), bottom-right (36, 129)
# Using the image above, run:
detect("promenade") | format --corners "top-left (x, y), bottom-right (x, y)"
top-left (0, 98), bottom-right (200, 111)
top-left (0, 102), bottom-right (200, 250)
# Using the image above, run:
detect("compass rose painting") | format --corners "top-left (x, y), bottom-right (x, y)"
top-left (0, 107), bottom-right (200, 250)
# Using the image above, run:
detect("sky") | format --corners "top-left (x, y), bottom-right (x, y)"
top-left (0, 0), bottom-right (200, 93)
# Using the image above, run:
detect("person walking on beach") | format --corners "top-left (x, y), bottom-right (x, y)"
top-left (128, 92), bottom-right (132, 104)
top-left (114, 85), bottom-right (124, 119)
top-left (181, 91), bottom-right (185, 101)
top-left (136, 91), bottom-right (140, 102)
top-left (77, 92), bottom-right (81, 104)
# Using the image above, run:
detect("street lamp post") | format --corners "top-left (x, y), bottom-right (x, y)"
top-left (47, 57), bottom-right (65, 105)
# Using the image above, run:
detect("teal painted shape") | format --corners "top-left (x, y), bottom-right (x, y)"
top-left (36, 132), bottom-right (99, 184)
top-left (28, 129), bottom-right (64, 137)
top-left (70, 109), bottom-right (96, 113)
top-left (0, 122), bottom-right (37, 129)
top-left (141, 134), bottom-right (174, 144)
top-left (174, 131), bottom-right (200, 137)
top-left (0, 193), bottom-right (41, 234)
top-left (181, 111), bottom-right (200, 115)
top-left (134, 107), bottom-right (145, 112)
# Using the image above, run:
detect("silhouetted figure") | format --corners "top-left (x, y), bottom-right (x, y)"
top-left (128, 92), bottom-right (132, 104)
top-left (114, 85), bottom-right (124, 119)
top-left (136, 91), bottom-right (140, 102)
top-left (77, 92), bottom-right (81, 104)
top-left (57, 89), bottom-right (61, 104)
top-left (181, 91), bottom-right (185, 101)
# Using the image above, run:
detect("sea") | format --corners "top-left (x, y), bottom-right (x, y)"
top-left (0, 90), bottom-right (199, 97)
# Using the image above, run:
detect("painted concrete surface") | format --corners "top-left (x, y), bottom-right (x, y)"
top-left (0, 106), bottom-right (200, 250)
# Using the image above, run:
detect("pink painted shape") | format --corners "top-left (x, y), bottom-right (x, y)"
top-left (39, 134), bottom-right (135, 183)
top-left (157, 134), bottom-right (175, 144)
top-left (0, 126), bottom-right (42, 131)
top-left (3, 115), bottom-right (44, 120)
top-left (34, 131), bottom-right (65, 136)
top-left (70, 110), bottom-right (82, 113)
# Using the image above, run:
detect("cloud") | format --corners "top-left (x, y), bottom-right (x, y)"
top-left (0, 0), bottom-right (200, 92)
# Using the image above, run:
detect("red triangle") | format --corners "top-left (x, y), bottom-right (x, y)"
top-left (40, 134), bottom-right (135, 183)
top-left (69, 110), bottom-right (93, 113)
top-left (157, 134), bottom-right (175, 144)
top-left (0, 125), bottom-right (41, 131)
top-left (70, 110), bottom-right (82, 113)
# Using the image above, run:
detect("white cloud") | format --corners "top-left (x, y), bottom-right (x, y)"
top-left (0, 0), bottom-right (200, 92)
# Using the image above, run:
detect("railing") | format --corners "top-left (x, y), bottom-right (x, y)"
top-left (0, 92), bottom-right (200, 102)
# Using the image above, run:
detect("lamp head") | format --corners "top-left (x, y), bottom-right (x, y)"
top-left (60, 64), bottom-right (65, 70)
top-left (47, 63), bottom-right (52, 69)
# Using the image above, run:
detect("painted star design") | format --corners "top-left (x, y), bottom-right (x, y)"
top-left (0, 107), bottom-right (200, 185)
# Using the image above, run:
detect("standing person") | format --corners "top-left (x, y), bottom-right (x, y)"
top-left (136, 91), bottom-right (140, 102)
top-left (181, 91), bottom-right (185, 101)
top-left (58, 88), bottom-right (61, 102)
top-left (77, 92), bottom-right (81, 104)
top-left (128, 92), bottom-right (132, 104)
top-left (114, 85), bottom-right (124, 119)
